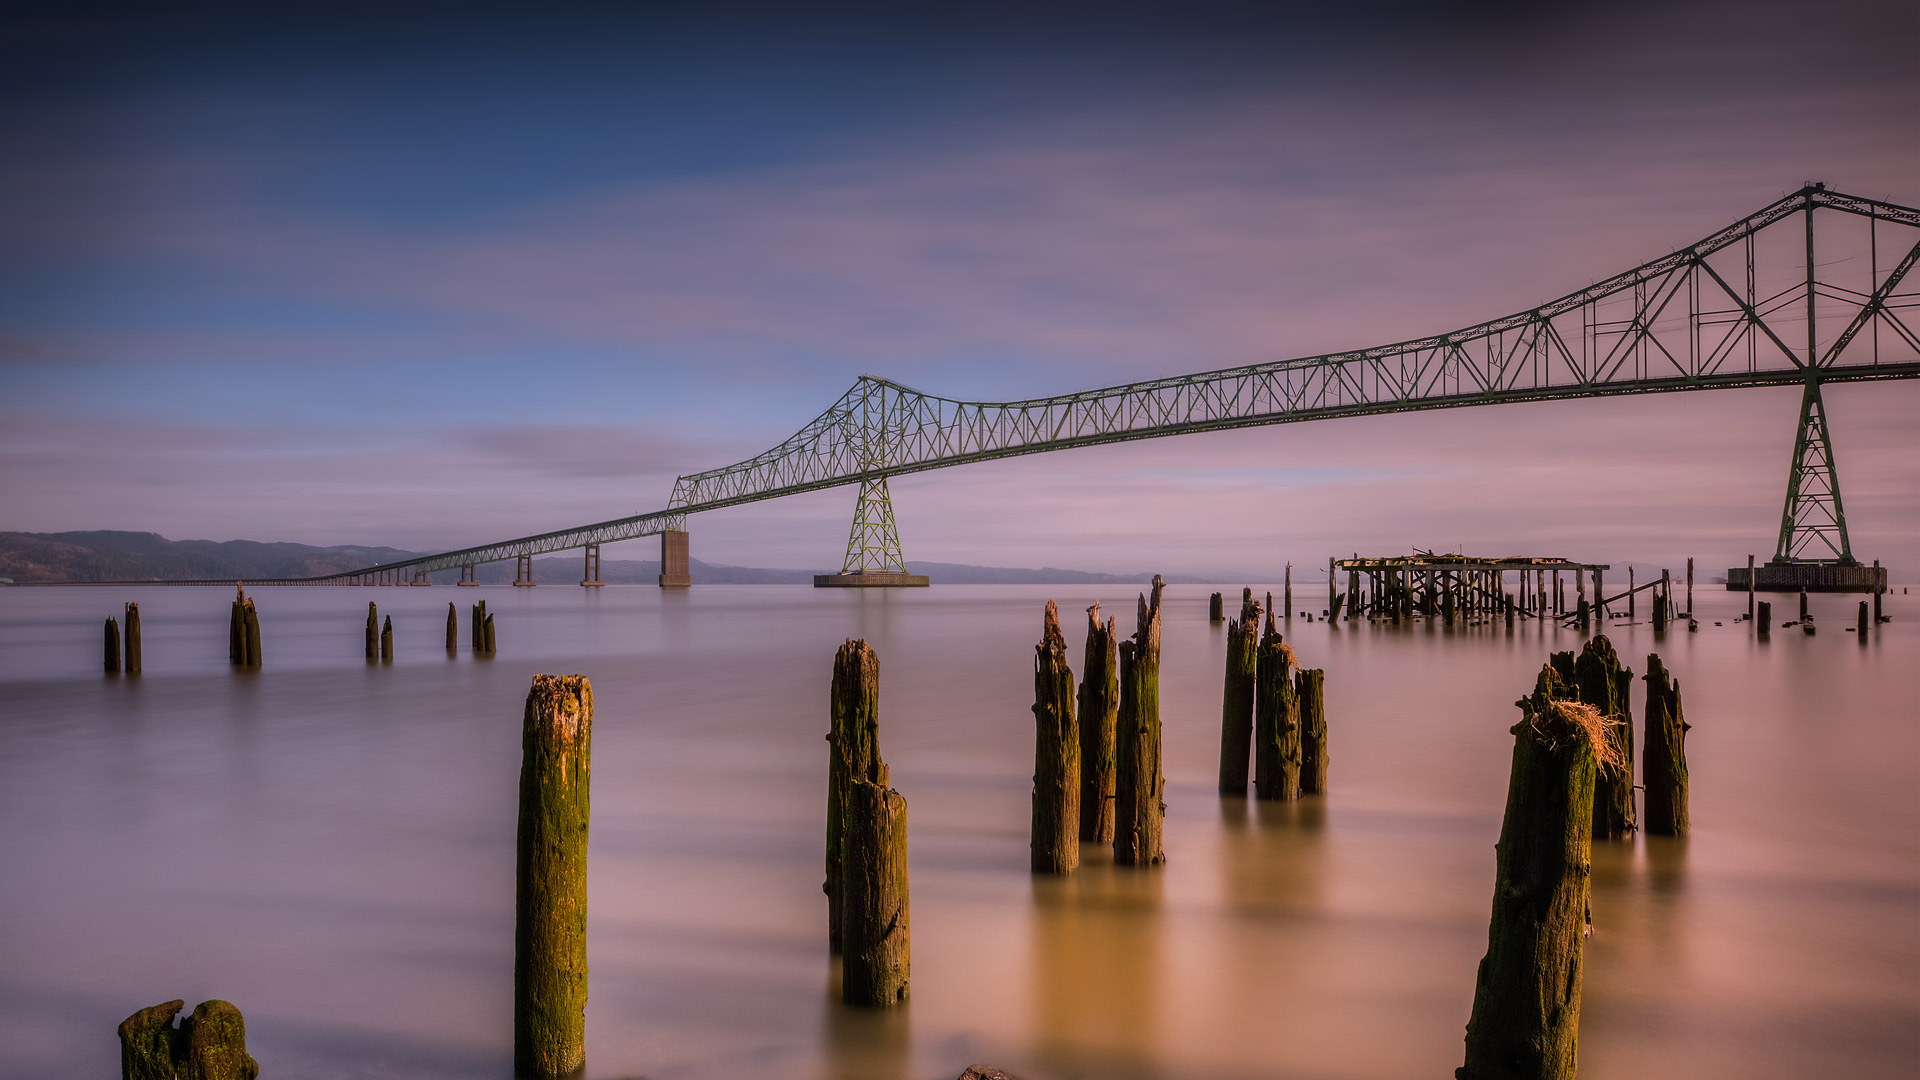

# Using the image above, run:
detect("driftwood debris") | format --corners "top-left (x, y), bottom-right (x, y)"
top-left (1457, 665), bottom-right (1606, 1080)
top-left (1114, 576), bottom-right (1166, 866)
top-left (1642, 654), bottom-right (1690, 837)
top-left (826, 639), bottom-right (883, 952)
top-left (515, 675), bottom-right (593, 1080)
top-left (1218, 588), bottom-right (1260, 795)
top-left (1030, 600), bottom-right (1080, 874)
top-left (118, 998), bottom-right (260, 1080)
top-left (1252, 613), bottom-right (1300, 801)
top-left (1078, 604), bottom-right (1119, 844)
top-left (842, 776), bottom-right (910, 1006)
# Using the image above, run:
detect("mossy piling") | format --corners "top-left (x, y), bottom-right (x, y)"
top-left (1217, 588), bottom-right (1259, 796)
top-left (841, 776), bottom-right (910, 1006)
top-left (380, 615), bottom-right (393, 662)
top-left (1030, 600), bottom-right (1080, 874)
top-left (826, 639), bottom-right (882, 952)
top-left (1114, 576), bottom-right (1165, 867)
top-left (118, 998), bottom-right (260, 1080)
top-left (1077, 604), bottom-right (1119, 844)
top-left (1563, 637), bottom-right (1634, 840)
top-left (1297, 666), bottom-right (1328, 795)
top-left (1642, 653), bottom-right (1690, 837)
top-left (1252, 613), bottom-right (1299, 801)
top-left (1208, 591), bottom-right (1224, 622)
top-left (514, 675), bottom-right (593, 1080)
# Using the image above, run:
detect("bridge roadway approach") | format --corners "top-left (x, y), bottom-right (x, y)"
top-left (316, 185), bottom-right (1917, 588)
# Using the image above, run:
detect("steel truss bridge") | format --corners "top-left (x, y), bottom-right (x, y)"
top-left (322, 184), bottom-right (1918, 585)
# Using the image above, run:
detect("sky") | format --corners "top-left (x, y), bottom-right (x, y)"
top-left (2, 1), bottom-right (1917, 577)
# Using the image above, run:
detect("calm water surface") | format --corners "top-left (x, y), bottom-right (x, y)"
top-left (1, 583), bottom-right (1915, 1079)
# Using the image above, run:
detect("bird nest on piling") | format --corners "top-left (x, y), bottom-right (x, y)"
top-left (1532, 700), bottom-right (1626, 769)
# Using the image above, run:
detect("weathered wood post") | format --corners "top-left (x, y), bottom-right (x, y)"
top-left (1217, 589), bottom-right (1259, 796)
top-left (1685, 557), bottom-right (1694, 616)
top-left (842, 776), bottom-right (910, 1006)
top-left (447, 602), bottom-right (458, 650)
top-left (367, 602), bottom-right (379, 660)
top-left (1208, 592), bottom-right (1223, 622)
top-left (1874, 560), bottom-right (1883, 622)
top-left (124, 603), bottom-right (142, 674)
top-left (1799, 587), bottom-right (1808, 621)
top-left (380, 615), bottom-right (393, 661)
top-left (1642, 654), bottom-right (1689, 837)
top-left (515, 675), bottom-right (593, 1080)
top-left (243, 599), bottom-right (261, 667)
top-left (119, 998), bottom-right (260, 1080)
top-left (826, 639), bottom-right (883, 952)
top-left (1078, 604), bottom-right (1118, 844)
top-left (1285, 563), bottom-right (1293, 619)
top-left (229, 596), bottom-right (243, 665)
top-left (1857, 600), bottom-right (1870, 636)
top-left (1569, 636), bottom-right (1634, 840)
top-left (1031, 601), bottom-right (1080, 874)
top-left (1758, 600), bottom-right (1771, 636)
top-left (1252, 615), bottom-right (1299, 801)
top-left (1458, 668), bottom-right (1606, 1080)
top-left (1328, 557), bottom-right (1336, 617)
top-left (1114, 577), bottom-right (1165, 866)
top-left (1298, 666), bottom-right (1328, 795)
top-left (1747, 554), bottom-right (1756, 621)
top-left (484, 612), bottom-right (498, 653)
top-left (1652, 574), bottom-right (1668, 632)
top-left (105, 617), bottom-right (121, 673)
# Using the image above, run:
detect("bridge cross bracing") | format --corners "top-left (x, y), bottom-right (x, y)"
top-left (320, 185), bottom-right (1919, 583)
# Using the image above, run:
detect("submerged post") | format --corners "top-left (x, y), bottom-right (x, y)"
top-left (826, 639), bottom-right (882, 952)
top-left (105, 617), bottom-right (121, 673)
top-left (1031, 601), bottom-right (1080, 874)
top-left (1457, 667), bottom-right (1605, 1080)
top-left (514, 675), bottom-right (593, 1080)
top-left (1252, 613), bottom-right (1299, 801)
top-left (842, 777), bottom-right (910, 1006)
top-left (1078, 604), bottom-right (1119, 844)
top-left (1758, 600), bottom-right (1771, 636)
top-left (124, 603), bottom-right (142, 674)
top-left (1218, 589), bottom-right (1259, 796)
top-left (1642, 654), bottom-right (1690, 837)
top-left (1114, 576), bottom-right (1165, 866)
top-left (1208, 592), bottom-right (1223, 623)
top-left (1858, 600), bottom-right (1870, 636)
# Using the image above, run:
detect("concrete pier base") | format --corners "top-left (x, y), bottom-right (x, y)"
top-left (659, 530), bottom-right (692, 588)
top-left (1726, 561), bottom-right (1886, 593)
top-left (814, 571), bottom-right (930, 588)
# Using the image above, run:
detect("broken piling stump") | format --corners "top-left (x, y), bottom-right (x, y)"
top-left (1567, 637), bottom-right (1634, 840)
top-left (1757, 601), bottom-right (1771, 636)
top-left (105, 616), bottom-right (121, 673)
top-left (1252, 614), bottom-right (1299, 801)
top-left (124, 603), bottom-right (141, 674)
top-left (1217, 589), bottom-right (1259, 796)
top-left (1642, 654), bottom-right (1690, 837)
top-left (243, 599), bottom-right (261, 668)
top-left (1857, 600), bottom-right (1870, 636)
top-left (842, 775), bottom-right (910, 1006)
top-left (1297, 667), bottom-right (1328, 795)
top-left (1114, 576), bottom-right (1166, 866)
top-left (1457, 666), bottom-right (1607, 1080)
top-left (484, 612), bottom-right (497, 653)
top-left (447, 602), bottom-right (458, 650)
top-left (1078, 604), bottom-right (1119, 844)
top-left (1208, 591), bottom-right (1223, 622)
top-left (118, 998), bottom-right (260, 1080)
top-left (1031, 600), bottom-right (1080, 874)
top-left (826, 639), bottom-right (883, 952)
top-left (380, 615), bottom-right (393, 661)
top-left (515, 675), bottom-right (593, 1080)
top-left (366, 602), bottom-right (379, 660)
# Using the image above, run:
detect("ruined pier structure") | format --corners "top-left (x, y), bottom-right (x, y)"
top-left (1330, 554), bottom-right (1611, 623)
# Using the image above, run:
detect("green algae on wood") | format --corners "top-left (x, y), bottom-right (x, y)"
top-left (1114, 576), bottom-right (1165, 866)
top-left (1030, 600), bottom-right (1080, 874)
top-left (117, 998), bottom-right (259, 1080)
top-left (1457, 667), bottom-right (1604, 1080)
top-left (1642, 653), bottom-right (1690, 837)
top-left (1217, 588), bottom-right (1260, 796)
top-left (842, 776), bottom-right (910, 1006)
top-left (1566, 637), bottom-right (1635, 840)
top-left (1253, 613), bottom-right (1300, 801)
top-left (1077, 604), bottom-right (1119, 844)
top-left (515, 675), bottom-right (593, 1080)
top-left (826, 639), bottom-right (883, 952)
top-left (1297, 666), bottom-right (1328, 795)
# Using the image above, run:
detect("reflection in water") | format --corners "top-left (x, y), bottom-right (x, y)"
top-left (821, 961), bottom-right (913, 1080)
top-left (1027, 849), bottom-right (1164, 1078)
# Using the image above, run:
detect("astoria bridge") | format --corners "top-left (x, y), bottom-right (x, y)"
top-left (322, 184), bottom-right (1917, 589)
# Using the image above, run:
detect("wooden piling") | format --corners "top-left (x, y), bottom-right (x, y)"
top-left (105, 617), bottom-right (121, 673)
top-left (1642, 654), bottom-right (1689, 837)
top-left (841, 777), bottom-right (910, 1006)
top-left (1799, 587), bottom-right (1808, 621)
top-left (514, 675), bottom-right (593, 1080)
top-left (1685, 557), bottom-right (1694, 616)
top-left (1858, 600), bottom-right (1870, 635)
top-left (1459, 664), bottom-right (1604, 1080)
top-left (124, 603), bottom-right (141, 674)
top-left (1218, 589), bottom-right (1259, 795)
top-left (1208, 592), bottom-right (1223, 622)
top-left (1252, 614), bottom-right (1299, 801)
top-left (1758, 600), bottom-right (1771, 636)
top-left (1078, 604), bottom-right (1119, 844)
top-left (1114, 577), bottom-right (1165, 866)
top-left (243, 599), bottom-right (261, 667)
top-left (1031, 601), bottom-right (1080, 874)
top-left (827, 639), bottom-right (883, 952)
top-left (1284, 563), bottom-right (1293, 618)
top-left (229, 597), bottom-right (244, 664)
top-left (1297, 667), bottom-right (1327, 795)
top-left (1874, 560), bottom-right (1883, 622)
top-left (484, 613), bottom-right (497, 653)
top-left (118, 998), bottom-right (260, 1080)
top-left (367, 602), bottom-right (379, 660)
top-left (1747, 554), bottom-right (1756, 621)
top-left (1569, 636), bottom-right (1635, 840)
top-left (447, 602), bottom-right (458, 650)
top-left (380, 615), bottom-right (393, 661)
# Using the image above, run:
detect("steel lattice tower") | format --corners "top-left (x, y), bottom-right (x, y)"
top-left (840, 476), bottom-right (908, 574)
top-left (1773, 379), bottom-right (1852, 563)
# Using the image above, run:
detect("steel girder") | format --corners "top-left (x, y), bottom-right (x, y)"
top-left (317, 185), bottom-right (1918, 582)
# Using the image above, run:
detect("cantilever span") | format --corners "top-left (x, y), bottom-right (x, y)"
top-left (322, 184), bottom-right (1919, 583)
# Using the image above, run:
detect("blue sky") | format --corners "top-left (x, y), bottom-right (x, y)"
top-left (3, 1), bottom-right (1916, 574)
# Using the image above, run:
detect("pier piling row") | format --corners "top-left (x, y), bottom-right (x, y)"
top-left (1332, 555), bottom-right (1609, 623)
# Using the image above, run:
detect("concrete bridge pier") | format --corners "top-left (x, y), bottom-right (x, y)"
top-left (459, 565), bottom-right (477, 586)
top-left (659, 530), bottom-right (691, 588)
top-left (514, 555), bottom-right (536, 587)
top-left (581, 544), bottom-right (603, 587)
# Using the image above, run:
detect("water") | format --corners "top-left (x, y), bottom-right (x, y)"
top-left (1, 583), bottom-right (1915, 1079)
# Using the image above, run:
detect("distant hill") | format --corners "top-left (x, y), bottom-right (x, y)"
top-left (0, 530), bottom-right (1232, 586)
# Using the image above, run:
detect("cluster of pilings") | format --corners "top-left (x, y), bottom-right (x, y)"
top-left (1331, 554), bottom-right (1613, 626)
top-left (103, 602), bottom-right (141, 674)
top-left (229, 586), bottom-right (262, 667)
top-left (1215, 588), bottom-right (1329, 801)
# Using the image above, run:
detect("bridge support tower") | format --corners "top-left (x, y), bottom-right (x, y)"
top-left (815, 477), bottom-right (928, 587)
top-left (659, 531), bottom-right (691, 588)
top-left (514, 554), bottom-right (536, 587)
top-left (458, 565), bottom-right (477, 586)
top-left (581, 544), bottom-right (604, 587)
